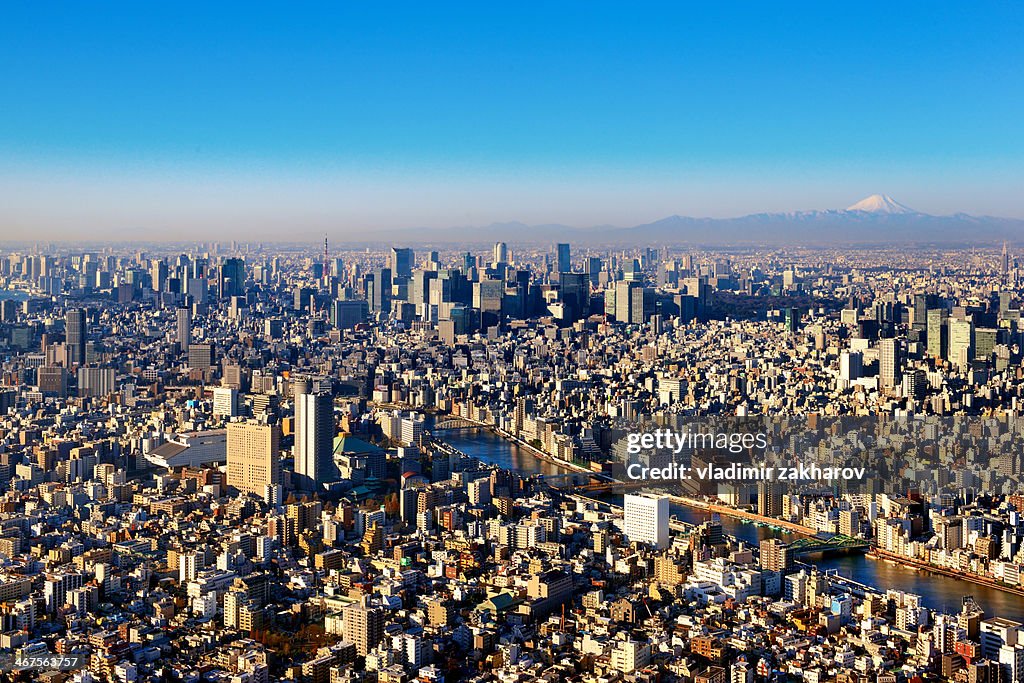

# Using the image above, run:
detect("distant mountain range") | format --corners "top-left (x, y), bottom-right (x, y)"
top-left (364, 195), bottom-right (1023, 246)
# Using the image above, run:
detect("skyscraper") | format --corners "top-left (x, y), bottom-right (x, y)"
top-left (293, 392), bottom-right (336, 491)
top-left (227, 421), bottom-right (281, 496)
top-left (493, 242), bottom-right (508, 265)
top-left (389, 247), bottom-right (414, 279)
top-left (555, 243), bottom-right (571, 274)
top-left (176, 306), bottom-right (192, 349)
top-left (623, 493), bottom-right (669, 549)
top-left (219, 257), bottom-right (245, 298)
top-left (66, 308), bottom-right (86, 366)
top-left (879, 338), bottom-right (901, 389)
top-left (949, 317), bottom-right (975, 368)
top-left (365, 268), bottom-right (392, 314)
top-left (927, 308), bottom-right (948, 360)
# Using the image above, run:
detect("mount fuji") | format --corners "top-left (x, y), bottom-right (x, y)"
top-left (845, 194), bottom-right (917, 214)
top-left (366, 195), bottom-right (1022, 246)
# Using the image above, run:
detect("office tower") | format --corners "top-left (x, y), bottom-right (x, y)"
top-left (227, 421), bottom-right (281, 496)
top-left (879, 338), bottom-right (901, 389)
top-left (213, 387), bottom-right (240, 417)
top-left (77, 367), bottom-right (115, 398)
top-left (151, 260), bottom-right (168, 293)
top-left (784, 307), bottom-right (801, 333)
top-left (176, 306), bottom-right (192, 348)
top-left (38, 366), bottom-right (68, 397)
top-left (188, 343), bottom-right (215, 371)
top-left (474, 279), bottom-right (504, 328)
top-left (1003, 242), bottom-right (1011, 283)
top-left (555, 243), bottom-right (571, 274)
top-left (66, 308), bottom-right (86, 366)
top-left (389, 247), bottom-right (414, 279)
top-left (927, 308), bottom-right (948, 360)
top-left (219, 257), bottom-right (245, 298)
top-left (293, 286), bottom-right (315, 312)
top-left (623, 493), bottom-right (669, 549)
top-left (614, 281), bottom-right (652, 324)
top-left (493, 242), bottom-right (508, 265)
top-left (330, 299), bottom-right (368, 330)
top-left (293, 392), bottom-right (335, 491)
top-left (342, 600), bottom-right (384, 656)
top-left (585, 256), bottom-right (602, 286)
top-left (948, 317), bottom-right (975, 368)
top-left (365, 268), bottom-right (392, 313)
top-left (558, 272), bottom-right (590, 323)
top-left (975, 327), bottom-right (998, 362)
top-left (840, 351), bottom-right (863, 382)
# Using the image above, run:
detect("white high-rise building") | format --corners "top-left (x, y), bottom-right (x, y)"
top-left (623, 493), bottom-right (669, 549)
top-left (293, 392), bottom-right (335, 491)
top-left (839, 350), bottom-right (862, 382)
top-left (212, 387), bottom-right (240, 417)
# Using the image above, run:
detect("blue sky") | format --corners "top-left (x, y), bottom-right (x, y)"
top-left (1, 2), bottom-right (1022, 239)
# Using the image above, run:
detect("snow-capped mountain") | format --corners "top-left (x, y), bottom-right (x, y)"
top-left (365, 195), bottom-right (1022, 245)
top-left (845, 194), bottom-right (917, 214)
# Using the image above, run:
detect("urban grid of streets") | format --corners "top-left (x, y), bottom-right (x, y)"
top-left (2, 240), bottom-right (1024, 682)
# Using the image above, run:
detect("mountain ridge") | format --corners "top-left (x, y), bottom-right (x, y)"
top-left (355, 196), bottom-right (1024, 245)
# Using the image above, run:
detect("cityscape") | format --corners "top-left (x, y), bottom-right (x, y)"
top-left (3, 3), bottom-right (1024, 682)
top-left (2, 234), bottom-right (1024, 683)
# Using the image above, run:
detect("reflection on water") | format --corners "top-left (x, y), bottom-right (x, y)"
top-left (671, 500), bottom-right (1024, 622)
top-left (439, 426), bottom-right (567, 476)
top-left (442, 427), bottom-right (1024, 621)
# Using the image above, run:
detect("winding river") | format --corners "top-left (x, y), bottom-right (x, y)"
top-left (443, 426), bottom-right (1024, 621)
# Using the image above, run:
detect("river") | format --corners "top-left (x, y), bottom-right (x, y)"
top-left (0, 289), bottom-right (29, 301)
top-left (442, 426), bottom-right (1024, 622)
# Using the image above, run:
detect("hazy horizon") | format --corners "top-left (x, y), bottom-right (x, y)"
top-left (2, 3), bottom-right (1022, 240)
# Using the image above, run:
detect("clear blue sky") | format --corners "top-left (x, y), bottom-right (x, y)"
top-left (2, 2), bottom-right (1022, 239)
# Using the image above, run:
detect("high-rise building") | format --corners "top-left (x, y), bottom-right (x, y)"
top-left (757, 480), bottom-right (784, 518)
top-left (66, 308), bottom-right (86, 366)
top-left (365, 268), bottom-right (392, 313)
top-left (342, 601), bottom-right (384, 656)
top-left (493, 242), bottom-right (508, 265)
top-left (293, 392), bottom-right (335, 491)
top-left (219, 258), bottom-right (245, 298)
top-left (77, 367), bottom-right (115, 398)
top-left (623, 494), bottom-right (669, 549)
top-left (558, 272), bottom-right (590, 323)
top-left (555, 243), bottom-right (571, 274)
top-left (213, 387), bottom-right (240, 417)
top-left (927, 308), bottom-right (948, 360)
top-left (879, 338), bottom-right (901, 389)
top-left (614, 281), bottom-right (652, 325)
top-left (227, 421), bottom-right (281, 496)
top-left (176, 307), bottom-right (192, 348)
top-left (839, 351), bottom-right (863, 382)
top-left (389, 247), bottom-right (414, 279)
top-left (331, 299), bottom-right (368, 330)
top-left (759, 538), bottom-right (794, 574)
top-left (948, 317), bottom-right (975, 368)
top-left (188, 343), bottom-right (215, 371)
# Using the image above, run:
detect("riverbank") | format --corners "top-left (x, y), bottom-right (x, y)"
top-left (442, 424), bottom-right (1024, 620)
top-left (868, 548), bottom-right (1024, 599)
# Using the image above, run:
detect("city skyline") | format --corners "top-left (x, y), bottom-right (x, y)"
top-left (2, 3), bottom-right (1023, 239)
